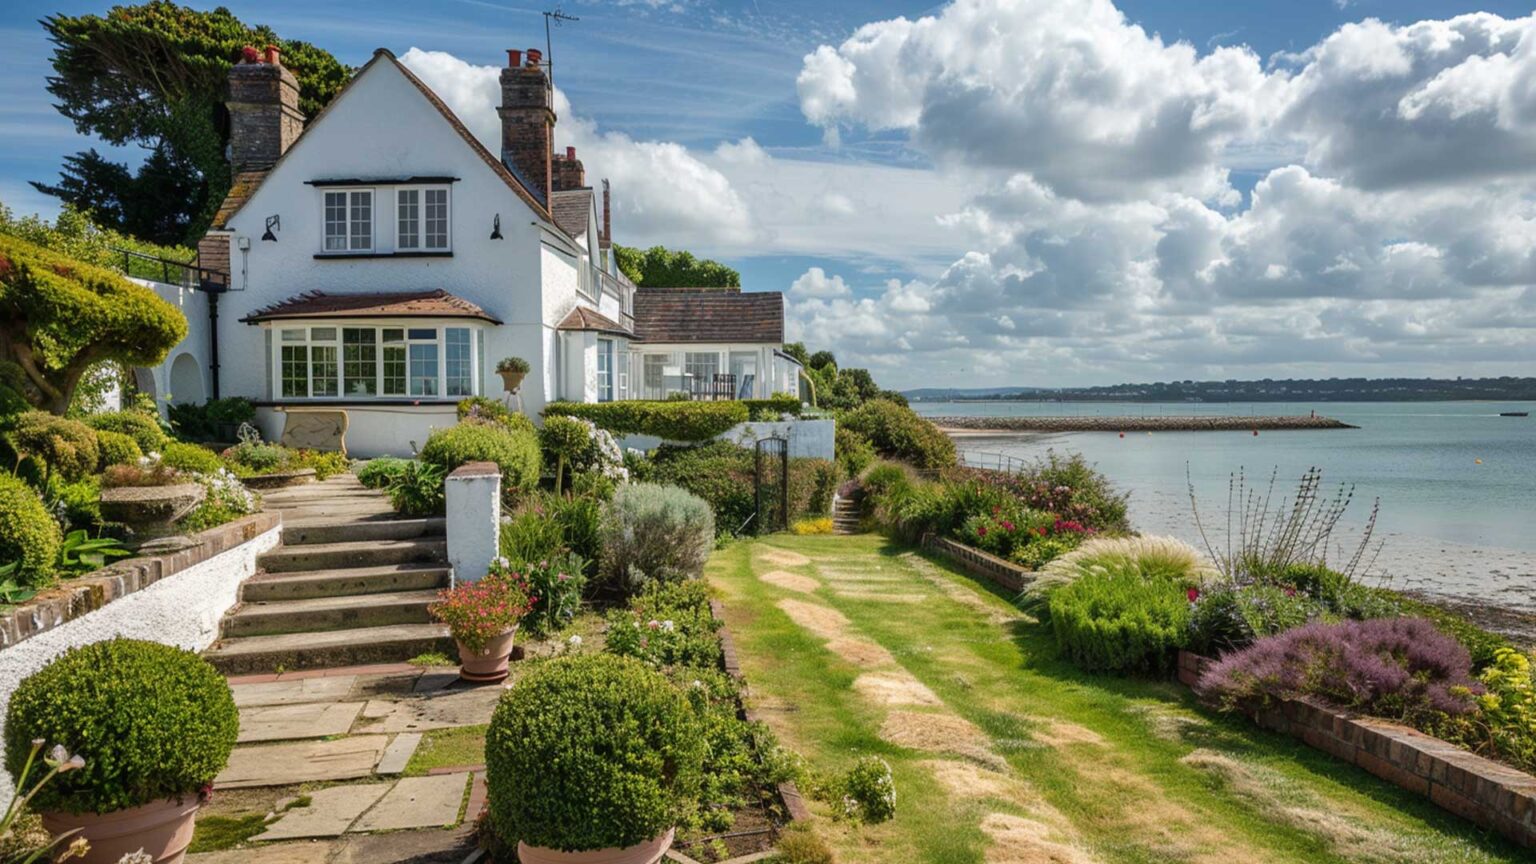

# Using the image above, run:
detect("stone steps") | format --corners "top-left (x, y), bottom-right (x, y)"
top-left (258, 539), bottom-right (448, 574)
top-left (243, 563), bottom-right (451, 602)
top-left (205, 623), bottom-right (454, 676)
top-left (833, 498), bottom-right (862, 535)
top-left (281, 518), bottom-right (445, 547)
top-left (224, 590), bottom-right (439, 637)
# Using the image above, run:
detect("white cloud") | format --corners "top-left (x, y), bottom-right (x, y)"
top-left (789, 267), bottom-right (851, 298)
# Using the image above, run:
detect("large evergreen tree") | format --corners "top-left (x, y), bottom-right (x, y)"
top-left (34, 2), bottom-right (350, 245)
top-left (613, 244), bottom-right (740, 288)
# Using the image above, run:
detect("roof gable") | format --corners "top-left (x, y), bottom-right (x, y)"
top-left (633, 288), bottom-right (784, 344)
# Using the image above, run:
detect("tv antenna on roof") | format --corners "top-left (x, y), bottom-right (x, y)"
top-left (543, 6), bottom-right (580, 88)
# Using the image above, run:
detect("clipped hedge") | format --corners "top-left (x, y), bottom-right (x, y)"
top-left (545, 400), bottom-right (748, 442)
top-left (420, 421), bottom-right (540, 492)
top-left (160, 441), bottom-right (223, 474)
top-left (95, 430), bottom-right (142, 468)
top-left (0, 472), bottom-right (61, 588)
top-left (4, 638), bottom-right (238, 814)
top-left (839, 399), bottom-right (955, 470)
top-left (9, 411), bottom-right (98, 480)
top-left (742, 393), bottom-right (802, 420)
top-left (84, 410), bottom-right (168, 454)
top-left (485, 653), bottom-right (704, 851)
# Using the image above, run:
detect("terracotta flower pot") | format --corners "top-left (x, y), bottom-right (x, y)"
top-left (42, 797), bottom-right (200, 864)
top-left (518, 828), bottom-right (676, 864)
top-left (498, 370), bottom-right (527, 393)
top-left (457, 628), bottom-right (518, 682)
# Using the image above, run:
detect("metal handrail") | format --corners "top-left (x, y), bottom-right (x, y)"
top-left (114, 247), bottom-right (230, 291)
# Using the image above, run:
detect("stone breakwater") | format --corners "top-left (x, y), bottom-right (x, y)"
top-left (931, 415), bottom-right (1356, 432)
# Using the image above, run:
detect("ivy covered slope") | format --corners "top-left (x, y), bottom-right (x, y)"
top-left (0, 232), bottom-right (187, 414)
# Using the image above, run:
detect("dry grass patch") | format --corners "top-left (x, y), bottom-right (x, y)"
top-left (776, 598), bottom-right (851, 639)
top-left (879, 710), bottom-right (1006, 770)
top-left (901, 552), bottom-right (1024, 624)
top-left (759, 548), bottom-right (811, 567)
top-left (833, 590), bottom-right (929, 603)
top-left (1125, 701), bottom-right (1212, 743)
top-left (853, 671), bottom-right (944, 706)
top-left (825, 637), bottom-right (896, 668)
top-left (1027, 718), bottom-right (1106, 749)
top-left (1093, 765), bottom-right (1279, 864)
top-left (760, 569), bottom-right (821, 594)
top-left (979, 813), bottom-right (1100, 864)
top-left (921, 760), bottom-right (1031, 802)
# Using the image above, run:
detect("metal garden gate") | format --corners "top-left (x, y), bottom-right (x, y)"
top-left (754, 436), bottom-right (790, 533)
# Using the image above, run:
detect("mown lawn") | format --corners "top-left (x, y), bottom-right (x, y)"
top-left (708, 534), bottom-right (1527, 864)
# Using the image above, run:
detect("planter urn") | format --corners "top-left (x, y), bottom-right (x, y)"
top-left (457, 628), bottom-right (518, 682)
top-left (98, 483), bottom-right (206, 544)
top-left (498, 370), bottom-right (527, 393)
top-left (43, 797), bottom-right (200, 864)
top-left (517, 828), bottom-right (676, 864)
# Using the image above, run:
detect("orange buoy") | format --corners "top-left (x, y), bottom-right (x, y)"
top-left (1118, 432), bottom-right (1125, 438)
top-left (1475, 458), bottom-right (1483, 465)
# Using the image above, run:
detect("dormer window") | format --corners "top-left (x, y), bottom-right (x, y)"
top-left (323, 189), bottom-right (373, 251)
top-left (397, 186), bottom-right (450, 251)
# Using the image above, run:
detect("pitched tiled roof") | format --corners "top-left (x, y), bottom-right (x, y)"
top-left (240, 289), bottom-right (501, 324)
top-left (550, 189), bottom-right (591, 238)
top-left (557, 306), bottom-right (632, 336)
top-left (632, 288), bottom-right (784, 344)
top-left (211, 170), bottom-right (270, 230)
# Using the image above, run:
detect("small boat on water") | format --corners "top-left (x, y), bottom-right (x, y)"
top-left (1499, 411), bottom-right (1529, 417)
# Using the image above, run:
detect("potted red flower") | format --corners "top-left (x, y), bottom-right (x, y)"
top-left (430, 558), bottom-right (535, 682)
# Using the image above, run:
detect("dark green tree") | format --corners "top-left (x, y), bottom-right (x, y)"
top-left (808, 351), bottom-right (837, 372)
top-left (35, 2), bottom-right (350, 244)
top-left (613, 244), bottom-right (740, 288)
top-left (780, 342), bottom-right (809, 366)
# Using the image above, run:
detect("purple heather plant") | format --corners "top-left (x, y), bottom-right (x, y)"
top-left (1196, 617), bottom-right (1482, 726)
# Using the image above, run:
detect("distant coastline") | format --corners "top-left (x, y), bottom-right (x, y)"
top-left (932, 414), bottom-right (1355, 433)
top-left (904, 375), bottom-right (1536, 404)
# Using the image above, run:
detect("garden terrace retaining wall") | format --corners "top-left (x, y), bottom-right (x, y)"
top-left (0, 513), bottom-right (281, 807)
top-left (930, 415), bottom-right (1355, 432)
top-left (1177, 651), bottom-right (1536, 848)
top-left (921, 534), bottom-right (1033, 593)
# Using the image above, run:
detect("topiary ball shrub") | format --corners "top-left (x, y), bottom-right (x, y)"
top-left (84, 411), bottom-right (168, 455)
top-left (9, 411), bottom-right (98, 481)
top-left (0, 472), bottom-right (62, 588)
top-left (420, 421), bottom-right (540, 493)
top-left (160, 441), bottom-right (223, 475)
top-left (4, 638), bottom-right (238, 815)
top-left (599, 483), bottom-right (714, 594)
top-left (95, 430), bottom-right (143, 468)
top-left (485, 653), bottom-right (704, 852)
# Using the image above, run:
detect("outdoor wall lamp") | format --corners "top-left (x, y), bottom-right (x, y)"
top-left (261, 215), bottom-right (281, 242)
top-left (490, 214), bottom-right (503, 240)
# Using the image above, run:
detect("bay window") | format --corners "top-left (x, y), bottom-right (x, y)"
top-left (273, 324), bottom-right (480, 400)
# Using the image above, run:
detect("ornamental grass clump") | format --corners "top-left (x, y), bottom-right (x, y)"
top-left (1196, 617), bottom-right (1482, 727)
top-left (3, 638), bottom-right (238, 815)
top-left (485, 653), bottom-right (705, 852)
top-left (599, 483), bottom-right (714, 594)
top-left (1023, 535), bottom-right (1217, 617)
top-left (428, 561), bottom-right (535, 652)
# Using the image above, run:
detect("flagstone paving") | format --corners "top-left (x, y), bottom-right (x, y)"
top-left (253, 784), bottom-right (392, 841)
top-left (236, 701), bottom-right (366, 743)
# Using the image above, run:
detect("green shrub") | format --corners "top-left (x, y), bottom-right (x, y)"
top-left (166, 397), bottom-right (255, 442)
top-left (221, 440), bottom-right (287, 473)
top-left (9, 411), bottom-right (98, 480)
top-left (1443, 648), bottom-right (1536, 772)
top-left (53, 476), bottom-right (102, 530)
top-left (605, 579), bottom-right (722, 669)
top-left (0, 473), bottom-right (62, 588)
top-left (485, 653), bottom-right (705, 850)
top-left (835, 426), bottom-right (876, 479)
top-left (1009, 534), bottom-right (1082, 570)
top-left (84, 410), bottom-right (167, 454)
top-left (545, 400), bottom-right (748, 442)
top-left (420, 422), bottom-right (540, 492)
top-left (457, 397), bottom-right (535, 433)
top-left (518, 552), bottom-right (588, 636)
top-left (772, 823), bottom-right (835, 864)
top-left (288, 449), bottom-right (350, 480)
top-left (540, 414), bottom-right (592, 490)
top-left (95, 430), bottom-right (142, 468)
top-left (743, 393), bottom-right (802, 420)
top-left (600, 483), bottom-right (714, 593)
top-left (1023, 535), bottom-right (1217, 617)
top-left (547, 493), bottom-right (603, 566)
top-left (839, 399), bottom-right (955, 470)
top-left (355, 456), bottom-right (411, 489)
top-left (650, 442), bottom-right (835, 534)
top-left (386, 461), bottom-right (446, 517)
top-left (1048, 564), bottom-right (1193, 673)
top-left (500, 499), bottom-right (566, 564)
top-left (1187, 583), bottom-right (1332, 657)
top-left (160, 441), bottom-right (222, 474)
top-left (4, 638), bottom-right (238, 814)
top-left (835, 756), bottom-right (896, 823)
top-left (670, 667), bottom-right (795, 832)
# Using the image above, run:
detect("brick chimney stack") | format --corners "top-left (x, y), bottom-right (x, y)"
top-left (227, 44), bottom-right (304, 170)
top-left (600, 178), bottom-right (612, 248)
top-left (552, 145), bottom-right (586, 191)
top-left (498, 48), bottom-right (556, 204)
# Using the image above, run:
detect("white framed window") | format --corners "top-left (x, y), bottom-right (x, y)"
top-left (323, 189), bottom-right (373, 252)
top-left (272, 324), bottom-right (480, 400)
top-left (597, 338), bottom-right (615, 402)
top-left (397, 186), bottom-right (451, 251)
top-left (685, 351), bottom-right (720, 393)
top-left (643, 354), bottom-right (668, 399)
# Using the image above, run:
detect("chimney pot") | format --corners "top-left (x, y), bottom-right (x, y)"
top-left (506, 49), bottom-right (522, 68)
top-left (241, 45), bottom-right (261, 63)
top-left (264, 44), bottom-right (281, 66)
top-left (525, 48), bottom-right (542, 67)
top-left (566, 146), bottom-right (576, 160)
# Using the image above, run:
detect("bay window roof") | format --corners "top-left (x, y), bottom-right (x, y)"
top-left (240, 289), bottom-right (501, 324)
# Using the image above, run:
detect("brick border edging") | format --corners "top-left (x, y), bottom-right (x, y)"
top-left (709, 599), bottom-right (814, 825)
top-left (1176, 650), bottom-right (1536, 848)
top-left (0, 512), bottom-right (282, 651)
top-left (920, 534), bottom-right (1034, 593)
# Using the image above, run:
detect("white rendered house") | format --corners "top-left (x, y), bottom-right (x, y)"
top-left (162, 45), bottom-right (800, 456)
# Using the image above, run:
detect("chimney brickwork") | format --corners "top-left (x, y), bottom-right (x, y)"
top-left (601, 178), bottom-right (612, 248)
top-left (498, 48), bottom-right (556, 203)
top-left (227, 45), bottom-right (304, 171)
top-left (552, 145), bottom-right (586, 191)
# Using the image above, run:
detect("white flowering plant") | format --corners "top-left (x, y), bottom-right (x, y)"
top-left (603, 579), bottom-right (720, 670)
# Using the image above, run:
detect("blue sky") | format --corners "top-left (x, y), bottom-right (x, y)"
top-left (4, 1), bottom-right (1536, 387)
